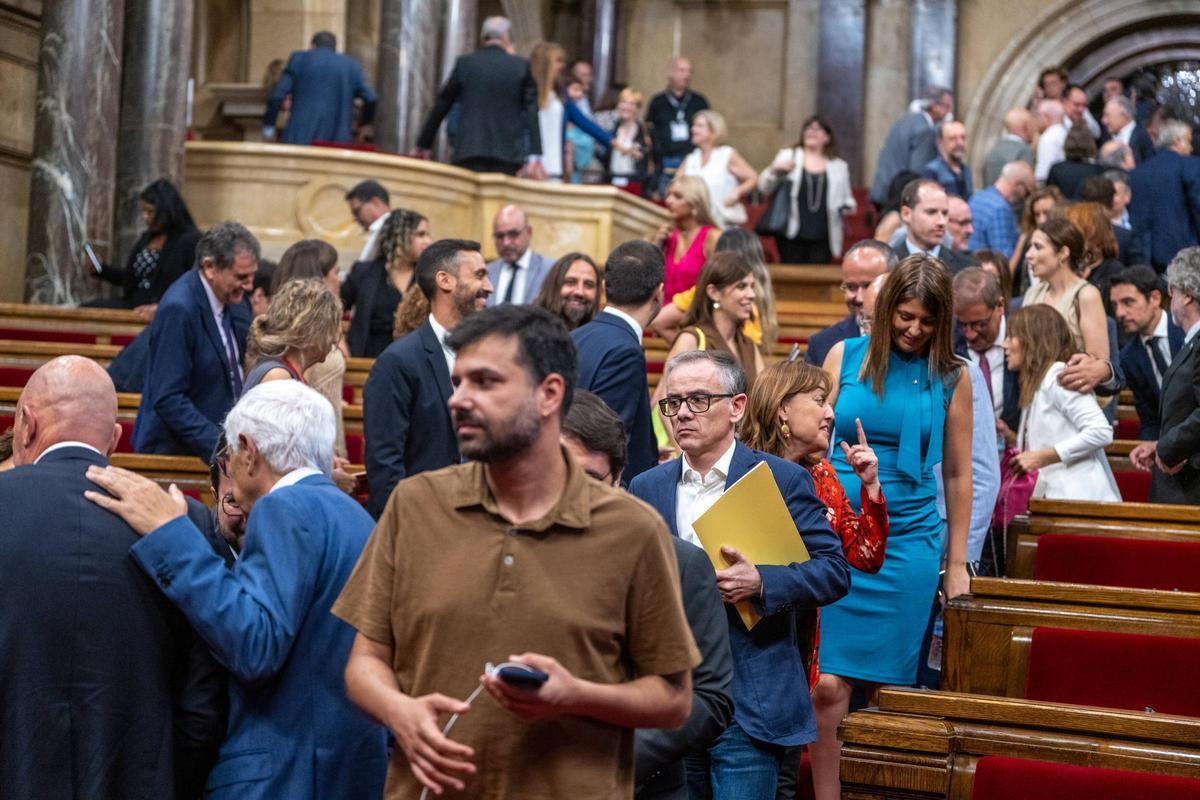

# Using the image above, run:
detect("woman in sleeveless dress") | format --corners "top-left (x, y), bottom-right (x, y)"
top-left (811, 256), bottom-right (974, 800)
top-left (651, 174), bottom-right (721, 302)
top-left (243, 279), bottom-right (343, 394)
top-left (681, 110), bottom-right (758, 229)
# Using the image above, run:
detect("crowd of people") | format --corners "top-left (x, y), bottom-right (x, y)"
top-left (5, 18), bottom-right (1200, 800)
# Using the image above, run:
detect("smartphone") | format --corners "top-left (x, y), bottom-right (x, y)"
top-left (351, 472), bottom-right (368, 496)
top-left (83, 243), bottom-right (103, 275)
top-left (495, 664), bottom-right (549, 689)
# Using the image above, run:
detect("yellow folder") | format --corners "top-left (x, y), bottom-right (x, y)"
top-left (692, 461), bottom-right (811, 630)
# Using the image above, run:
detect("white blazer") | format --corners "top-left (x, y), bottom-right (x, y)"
top-left (1018, 362), bottom-right (1120, 502)
top-left (758, 149), bottom-right (856, 256)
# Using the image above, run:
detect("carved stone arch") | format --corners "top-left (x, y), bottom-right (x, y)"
top-left (964, 0), bottom-right (1200, 170)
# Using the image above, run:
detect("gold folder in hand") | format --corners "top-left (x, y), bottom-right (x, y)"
top-left (693, 461), bottom-right (811, 630)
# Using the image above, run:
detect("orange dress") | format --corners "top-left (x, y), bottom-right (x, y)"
top-left (803, 458), bottom-right (888, 686)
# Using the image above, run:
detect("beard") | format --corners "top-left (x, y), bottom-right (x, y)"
top-left (562, 300), bottom-right (590, 325)
top-left (454, 398), bottom-right (542, 462)
top-left (454, 284), bottom-right (489, 319)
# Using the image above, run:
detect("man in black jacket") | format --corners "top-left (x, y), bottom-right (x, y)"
top-left (892, 178), bottom-right (975, 273)
top-left (413, 16), bottom-right (541, 176)
top-left (0, 356), bottom-right (224, 800)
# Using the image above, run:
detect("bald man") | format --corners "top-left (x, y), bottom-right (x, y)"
top-left (968, 160), bottom-right (1035, 258)
top-left (0, 356), bottom-right (225, 800)
top-left (981, 108), bottom-right (1035, 187)
top-left (486, 204), bottom-right (552, 305)
top-left (646, 56), bottom-right (710, 196)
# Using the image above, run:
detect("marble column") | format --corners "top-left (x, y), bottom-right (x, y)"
top-left (113, 0), bottom-right (194, 272)
top-left (376, 0), bottom-right (443, 154)
top-left (24, 0), bottom-right (125, 305)
top-left (909, 0), bottom-right (957, 98)
top-left (817, 0), bottom-right (866, 183)
top-left (434, 0), bottom-right (478, 161)
top-left (590, 0), bottom-right (617, 107)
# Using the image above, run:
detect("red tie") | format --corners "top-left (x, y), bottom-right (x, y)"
top-left (978, 351), bottom-right (995, 407)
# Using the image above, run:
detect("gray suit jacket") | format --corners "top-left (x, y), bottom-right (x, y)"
top-left (870, 112), bottom-right (937, 205)
top-left (486, 250), bottom-right (551, 305)
top-left (1151, 332), bottom-right (1200, 504)
top-left (982, 136), bottom-right (1035, 187)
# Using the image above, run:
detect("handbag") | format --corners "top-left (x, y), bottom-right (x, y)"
top-left (755, 150), bottom-right (795, 237)
top-left (991, 446), bottom-right (1038, 531)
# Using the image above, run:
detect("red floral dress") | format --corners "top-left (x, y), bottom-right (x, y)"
top-left (803, 458), bottom-right (888, 686)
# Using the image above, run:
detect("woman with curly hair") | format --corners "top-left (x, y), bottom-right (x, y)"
top-left (342, 208), bottom-right (431, 357)
top-left (243, 278), bottom-right (343, 393)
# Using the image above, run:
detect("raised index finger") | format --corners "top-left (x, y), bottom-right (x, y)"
top-left (855, 418), bottom-right (868, 447)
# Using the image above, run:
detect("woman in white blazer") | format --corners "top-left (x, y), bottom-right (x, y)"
top-left (758, 115), bottom-right (857, 263)
top-left (1004, 304), bottom-right (1120, 502)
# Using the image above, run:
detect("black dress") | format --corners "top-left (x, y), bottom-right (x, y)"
top-left (776, 169), bottom-right (831, 264)
top-left (93, 227), bottom-right (200, 308)
top-left (341, 259), bottom-right (406, 358)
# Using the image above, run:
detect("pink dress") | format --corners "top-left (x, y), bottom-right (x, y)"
top-left (664, 226), bottom-right (713, 302)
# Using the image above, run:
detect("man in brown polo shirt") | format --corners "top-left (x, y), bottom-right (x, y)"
top-left (334, 304), bottom-right (699, 799)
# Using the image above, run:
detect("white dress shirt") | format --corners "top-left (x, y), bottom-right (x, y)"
top-left (200, 273), bottom-right (243, 380)
top-left (675, 439), bottom-right (737, 548)
top-left (1115, 120), bottom-right (1136, 146)
top-left (358, 211), bottom-right (391, 262)
top-left (35, 441), bottom-right (102, 463)
top-left (601, 306), bottom-right (643, 341)
top-left (1186, 320), bottom-right (1200, 346)
top-left (905, 237), bottom-right (942, 259)
top-left (1035, 123), bottom-right (1067, 182)
top-left (966, 315), bottom-right (1006, 416)
top-left (493, 249), bottom-right (534, 305)
top-left (270, 466), bottom-right (324, 494)
top-left (426, 313), bottom-right (457, 375)
top-left (1141, 310), bottom-right (1172, 386)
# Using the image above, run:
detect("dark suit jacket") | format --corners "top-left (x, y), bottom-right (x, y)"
top-left (893, 240), bottom-right (975, 273)
top-left (953, 335), bottom-right (1021, 432)
top-left (265, 47), bottom-right (376, 145)
top-left (1129, 150), bottom-right (1200, 271)
top-left (1114, 224), bottom-right (1144, 266)
top-left (1151, 331), bottom-right (1200, 504)
top-left (805, 315), bottom-right (859, 368)
top-left (341, 258), bottom-right (403, 358)
top-left (635, 538), bottom-right (733, 800)
top-left (416, 45), bottom-right (541, 167)
top-left (364, 320), bottom-right (460, 517)
top-left (0, 447), bottom-right (225, 800)
top-left (133, 269), bottom-right (251, 458)
top-left (572, 312), bottom-right (657, 481)
top-left (101, 228), bottom-right (200, 307)
top-left (1120, 316), bottom-right (1186, 440)
top-left (629, 441), bottom-right (850, 746)
top-left (1046, 160), bottom-right (1106, 200)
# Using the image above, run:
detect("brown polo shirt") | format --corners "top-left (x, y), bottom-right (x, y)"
top-left (332, 449), bottom-right (700, 800)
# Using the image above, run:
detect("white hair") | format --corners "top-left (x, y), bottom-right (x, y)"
top-left (480, 16), bottom-right (511, 42)
top-left (224, 380), bottom-right (335, 476)
top-left (1156, 118), bottom-right (1192, 150)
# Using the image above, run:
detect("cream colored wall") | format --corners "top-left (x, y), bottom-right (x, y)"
top-left (0, 4), bottom-right (39, 302)
top-left (248, 0), bottom-right (346, 84)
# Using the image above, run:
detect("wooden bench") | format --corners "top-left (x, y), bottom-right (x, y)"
top-left (839, 687), bottom-right (1200, 799)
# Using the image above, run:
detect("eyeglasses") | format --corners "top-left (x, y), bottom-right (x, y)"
top-left (213, 442), bottom-right (230, 478)
top-left (955, 316), bottom-right (995, 334)
top-left (658, 392), bottom-right (735, 417)
top-left (220, 492), bottom-right (244, 519)
top-left (492, 227), bottom-right (527, 241)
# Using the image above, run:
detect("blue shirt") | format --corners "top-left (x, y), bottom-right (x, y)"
top-left (968, 185), bottom-right (1019, 258)
top-left (922, 154), bottom-right (974, 199)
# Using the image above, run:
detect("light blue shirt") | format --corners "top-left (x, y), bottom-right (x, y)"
top-left (1185, 320), bottom-right (1200, 345)
top-left (934, 361), bottom-right (1001, 563)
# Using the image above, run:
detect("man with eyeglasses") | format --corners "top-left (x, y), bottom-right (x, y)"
top-left (952, 268), bottom-right (1019, 437)
top-left (805, 239), bottom-right (895, 366)
top-left (486, 205), bottom-right (551, 306)
top-left (630, 350), bottom-right (849, 798)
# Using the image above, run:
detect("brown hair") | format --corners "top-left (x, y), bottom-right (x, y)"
top-left (742, 360), bottom-right (831, 460)
top-left (1037, 216), bottom-right (1087, 274)
top-left (529, 41), bottom-right (567, 109)
top-left (273, 239), bottom-right (338, 293)
top-left (392, 286), bottom-right (429, 339)
top-left (532, 252), bottom-right (602, 330)
top-left (246, 279), bottom-right (343, 366)
top-left (378, 208), bottom-right (428, 267)
top-left (1063, 124), bottom-right (1097, 161)
top-left (794, 115), bottom-right (837, 158)
top-left (1007, 304), bottom-right (1077, 407)
top-left (1020, 185), bottom-right (1065, 234)
top-left (681, 252), bottom-right (754, 330)
top-left (862, 255), bottom-right (959, 396)
top-left (1063, 202), bottom-right (1118, 265)
top-left (970, 250), bottom-right (1013, 300)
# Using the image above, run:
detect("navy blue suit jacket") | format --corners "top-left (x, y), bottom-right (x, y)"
top-left (1130, 150), bottom-right (1200, 271)
top-left (1119, 315), bottom-right (1186, 439)
top-left (953, 335), bottom-right (1021, 433)
top-left (629, 441), bottom-right (850, 746)
top-left (572, 311), bottom-right (657, 481)
top-left (805, 315), bottom-right (859, 368)
top-left (363, 320), bottom-right (460, 517)
top-left (133, 269), bottom-right (251, 459)
top-left (265, 47), bottom-right (376, 145)
top-left (131, 474), bottom-right (388, 799)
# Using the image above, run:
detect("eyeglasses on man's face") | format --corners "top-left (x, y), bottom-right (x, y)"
top-left (658, 392), bottom-right (735, 417)
top-left (492, 227), bottom-right (528, 241)
top-left (220, 492), bottom-right (244, 519)
top-left (955, 315), bottom-right (996, 334)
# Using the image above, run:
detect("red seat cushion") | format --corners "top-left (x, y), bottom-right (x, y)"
top-left (344, 433), bottom-right (364, 465)
top-left (1115, 417), bottom-right (1140, 439)
top-left (0, 367), bottom-right (36, 388)
top-left (1034, 533), bottom-right (1200, 592)
top-left (972, 755), bottom-right (1200, 800)
top-left (0, 327), bottom-right (97, 344)
top-left (1024, 626), bottom-right (1200, 716)
top-left (342, 383), bottom-right (355, 404)
top-left (1113, 469), bottom-right (1150, 502)
top-left (116, 422), bottom-right (135, 453)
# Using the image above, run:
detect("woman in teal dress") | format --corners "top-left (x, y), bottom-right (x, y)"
top-left (808, 255), bottom-right (974, 800)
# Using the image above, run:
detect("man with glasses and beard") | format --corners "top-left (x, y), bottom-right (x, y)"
top-left (335, 305), bottom-right (700, 800)
top-left (362, 239), bottom-right (493, 517)
top-left (486, 205), bottom-right (551, 305)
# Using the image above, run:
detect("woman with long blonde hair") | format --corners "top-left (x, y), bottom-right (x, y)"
top-left (651, 174), bottom-right (721, 303)
top-left (244, 279), bottom-right (343, 393)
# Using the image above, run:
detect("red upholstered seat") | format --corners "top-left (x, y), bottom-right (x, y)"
top-left (1113, 468), bottom-right (1150, 502)
top-left (1024, 626), bottom-right (1200, 716)
top-left (344, 432), bottom-right (364, 465)
top-left (181, 488), bottom-right (202, 501)
top-left (342, 383), bottom-right (355, 404)
top-left (1115, 417), bottom-right (1140, 439)
top-left (111, 334), bottom-right (137, 347)
top-left (1034, 533), bottom-right (1200, 591)
top-left (0, 327), bottom-right (97, 344)
top-left (972, 755), bottom-right (1200, 800)
top-left (0, 366), bottom-right (36, 388)
top-left (116, 422), bottom-right (135, 453)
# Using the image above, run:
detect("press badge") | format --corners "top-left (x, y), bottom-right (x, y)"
top-left (670, 120), bottom-right (689, 141)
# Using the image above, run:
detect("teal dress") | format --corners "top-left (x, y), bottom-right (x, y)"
top-left (818, 336), bottom-right (955, 685)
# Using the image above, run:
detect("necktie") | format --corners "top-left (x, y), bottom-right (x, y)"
top-left (501, 262), bottom-right (520, 304)
top-left (221, 307), bottom-right (244, 396)
top-left (978, 350), bottom-right (995, 407)
top-left (1146, 336), bottom-right (1170, 387)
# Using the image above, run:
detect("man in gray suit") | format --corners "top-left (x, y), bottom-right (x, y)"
top-left (1131, 247), bottom-right (1200, 504)
top-left (869, 85), bottom-right (954, 207)
top-left (487, 204), bottom-right (552, 305)
top-left (981, 108), bottom-right (1036, 187)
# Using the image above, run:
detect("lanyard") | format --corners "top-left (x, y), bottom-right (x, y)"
top-left (666, 91), bottom-right (691, 121)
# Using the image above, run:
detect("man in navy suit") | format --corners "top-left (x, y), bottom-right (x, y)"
top-left (486, 205), bottom-right (552, 305)
top-left (363, 239), bottom-right (493, 516)
top-left (805, 239), bottom-right (894, 367)
top-left (133, 221), bottom-right (256, 459)
top-left (892, 179), bottom-right (975, 273)
top-left (952, 268), bottom-right (1021, 435)
top-left (629, 350), bottom-right (849, 797)
top-left (87, 380), bottom-right (388, 799)
top-left (1, 357), bottom-right (224, 800)
top-left (573, 240), bottom-right (664, 481)
top-left (1113, 266), bottom-right (1186, 439)
top-left (1130, 119), bottom-right (1200, 272)
top-left (263, 31), bottom-right (376, 146)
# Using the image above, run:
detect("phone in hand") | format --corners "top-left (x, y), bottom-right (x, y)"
top-left (83, 243), bottom-right (103, 275)
top-left (351, 472), bottom-right (368, 496)
top-left (494, 663), bottom-right (549, 689)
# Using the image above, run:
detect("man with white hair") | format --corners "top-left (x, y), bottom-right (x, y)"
top-left (86, 380), bottom-right (388, 799)
top-left (1129, 119), bottom-right (1200, 272)
top-left (1101, 94), bottom-right (1155, 165)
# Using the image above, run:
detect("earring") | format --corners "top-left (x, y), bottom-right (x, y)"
top-left (780, 422), bottom-right (791, 440)
top-left (712, 300), bottom-right (720, 310)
